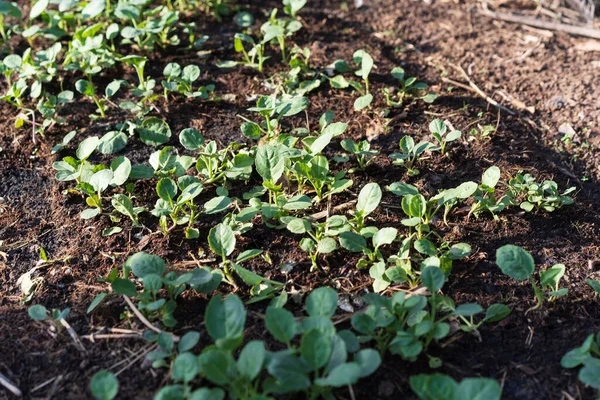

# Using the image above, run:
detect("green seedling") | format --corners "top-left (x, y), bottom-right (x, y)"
top-left (561, 333), bottom-right (600, 392)
top-left (284, 216), bottom-right (344, 271)
top-left (410, 373), bottom-right (502, 400)
top-left (349, 182), bottom-right (382, 233)
top-left (340, 139), bottom-right (379, 172)
top-left (0, 1), bottom-right (21, 42)
top-left (428, 119), bottom-right (461, 155)
top-left (506, 172), bottom-right (575, 212)
top-left (351, 268), bottom-right (509, 362)
top-left (88, 252), bottom-right (221, 328)
top-left (389, 135), bottom-right (436, 176)
top-left (469, 166), bottom-right (511, 219)
top-left (496, 245), bottom-right (568, 314)
top-left (240, 94), bottom-right (309, 139)
top-left (28, 304), bottom-right (70, 331)
top-left (283, 0), bottom-right (307, 18)
top-left (152, 176), bottom-right (231, 237)
top-left (161, 62), bottom-right (214, 100)
top-left (208, 222), bottom-right (266, 287)
top-left (382, 67), bottom-right (436, 107)
top-left (90, 370), bottom-right (119, 400)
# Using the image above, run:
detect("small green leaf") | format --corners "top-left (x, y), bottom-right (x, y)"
top-left (356, 182), bottom-right (382, 216)
top-left (421, 266), bottom-right (445, 292)
top-left (126, 252), bottom-right (166, 278)
top-left (265, 306), bottom-right (297, 343)
top-left (28, 304), bottom-right (47, 321)
top-left (495, 245), bottom-right (535, 281)
top-left (208, 224), bottom-right (235, 258)
top-left (237, 340), bottom-right (265, 380)
top-left (90, 370), bottom-right (119, 400)
top-left (354, 94), bottom-right (373, 110)
top-left (111, 279), bottom-right (137, 296)
top-left (306, 287), bottom-right (338, 317)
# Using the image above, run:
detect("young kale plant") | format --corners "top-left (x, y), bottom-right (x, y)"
top-left (428, 119), bottom-right (461, 155)
top-left (88, 252), bottom-right (221, 328)
top-left (496, 245), bottom-right (568, 314)
top-left (506, 172), bottom-right (576, 212)
top-left (340, 138), bottom-right (379, 172)
top-left (561, 332), bottom-right (600, 392)
top-left (382, 67), bottom-right (436, 107)
top-left (389, 135), bottom-right (437, 176)
top-left (410, 373), bottom-right (503, 400)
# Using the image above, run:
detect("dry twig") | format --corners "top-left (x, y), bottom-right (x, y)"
top-left (480, 8), bottom-right (600, 39)
top-left (0, 371), bottom-right (22, 397)
top-left (123, 295), bottom-right (180, 342)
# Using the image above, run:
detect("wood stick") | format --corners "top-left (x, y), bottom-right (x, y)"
top-left (59, 319), bottom-right (86, 353)
top-left (481, 9), bottom-right (600, 39)
top-left (0, 372), bottom-right (22, 397)
top-left (441, 77), bottom-right (516, 116)
top-left (122, 295), bottom-right (179, 342)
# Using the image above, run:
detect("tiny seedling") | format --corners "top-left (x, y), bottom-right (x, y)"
top-left (382, 67), bottom-right (436, 107)
top-left (389, 136), bottom-right (436, 176)
top-left (428, 119), bottom-right (461, 155)
top-left (340, 139), bottom-right (379, 172)
top-left (496, 245), bottom-right (568, 313)
top-left (561, 332), bottom-right (600, 392)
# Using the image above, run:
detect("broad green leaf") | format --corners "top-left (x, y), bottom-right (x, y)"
top-left (179, 128), bottom-right (204, 150)
top-left (356, 182), bottom-right (381, 216)
top-left (28, 304), bottom-right (47, 321)
top-left (339, 231), bottom-right (367, 252)
top-left (355, 349), bottom-right (381, 378)
top-left (354, 94), bottom-right (373, 110)
top-left (111, 279), bottom-right (137, 296)
top-left (409, 374), bottom-right (458, 400)
top-left (177, 331), bottom-right (200, 353)
top-left (301, 329), bottom-right (332, 370)
top-left (110, 156), bottom-right (131, 186)
top-left (484, 304), bottom-right (511, 322)
top-left (373, 227), bottom-right (397, 249)
top-left (495, 245), bottom-right (534, 281)
top-left (90, 370), bottom-right (119, 400)
top-left (30, 0), bottom-right (48, 19)
top-left (205, 294), bottom-right (246, 345)
top-left (156, 178), bottom-right (177, 202)
top-left (255, 145), bottom-right (284, 183)
top-left (579, 359), bottom-right (600, 390)
top-left (315, 362), bottom-right (361, 387)
top-left (76, 136), bottom-right (99, 160)
top-left (89, 169), bottom-right (113, 193)
top-left (266, 306), bottom-right (297, 344)
top-left (237, 340), bottom-right (265, 380)
top-left (455, 378), bottom-right (502, 400)
top-left (198, 349), bottom-right (234, 385)
top-left (482, 166), bottom-right (501, 188)
top-left (414, 239), bottom-right (437, 256)
top-left (208, 224), bottom-right (235, 258)
top-left (317, 237), bottom-right (337, 254)
top-left (421, 266), bottom-right (444, 292)
top-left (98, 131), bottom-right (127, 154)
top-left (137, 117), bottom-right (172, 146)
top-left (125, 252), bottom-right (166, 278)
top-left (306, 287), bottom-right (338, 317)
top-left (172, 353), bottom-right (198, 383)
top-left (454, 303), bottom-right (484, 317)
top-left (75, 79), bottom-right (95, 96)
top-left (82, 0), bottom-right (105, 19)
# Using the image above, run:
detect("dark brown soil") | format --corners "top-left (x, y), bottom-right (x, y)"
top-left (1, 0), bottom-right (600, 399)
